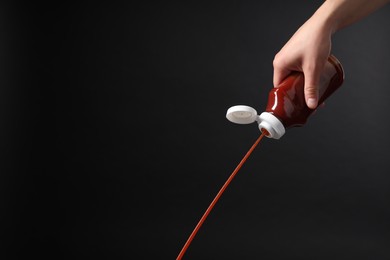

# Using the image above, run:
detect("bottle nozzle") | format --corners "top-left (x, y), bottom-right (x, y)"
top-left (258, 112), bottom-right (285, 139)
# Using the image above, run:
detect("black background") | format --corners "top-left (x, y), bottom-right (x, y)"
top-left (1, 1), bottom-right (390, 259)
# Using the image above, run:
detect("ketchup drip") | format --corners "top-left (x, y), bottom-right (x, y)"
top-left (177, 132), bottom-right (267, 259)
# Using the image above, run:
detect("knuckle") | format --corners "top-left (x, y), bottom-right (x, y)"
top-left (272, 53), bottom-right (283, 68)
top-left (305, 85), bottom-right (318, 95)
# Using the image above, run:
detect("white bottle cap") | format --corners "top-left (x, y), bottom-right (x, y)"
top-left (226, 105), bottom-right (286, 139)
top-left (258, 112), bottom-right (285, 139)
top-left (226, 105), bottom-right (259, 124)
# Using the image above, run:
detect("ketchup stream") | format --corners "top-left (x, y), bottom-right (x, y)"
top-left (177, 132), bottom-right (267, 259)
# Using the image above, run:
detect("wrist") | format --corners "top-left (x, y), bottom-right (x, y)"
top-left (311, 0), bottom-right (341, 35)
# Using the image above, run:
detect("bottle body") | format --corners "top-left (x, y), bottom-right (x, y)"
top-left (259, 54), bottom-right (344, 138)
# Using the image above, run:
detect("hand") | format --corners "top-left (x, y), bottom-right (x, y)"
top-left (272, 15), bottom-right (333, 109)
top-left (272, 0), bottom-right (390, 110)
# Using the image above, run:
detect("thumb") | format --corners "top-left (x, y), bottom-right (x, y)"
top-left (303, 69), bottom-right (321, 109)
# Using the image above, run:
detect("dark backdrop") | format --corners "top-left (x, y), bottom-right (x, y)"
top-left (1, 1), bottom-right (390, 259)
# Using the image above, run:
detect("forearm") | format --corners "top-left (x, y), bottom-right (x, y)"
top-left (310, 0), bottom-right (390, 34)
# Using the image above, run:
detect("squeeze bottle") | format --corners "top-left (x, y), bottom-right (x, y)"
top-left (226, 54), bottom-right (345, 139)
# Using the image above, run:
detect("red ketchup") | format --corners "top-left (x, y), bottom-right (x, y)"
top-left (258, 54), bottom-right (345, 139)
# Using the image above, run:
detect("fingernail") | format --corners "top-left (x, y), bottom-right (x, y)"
top-left (307, 98), bottom-right (317, 108)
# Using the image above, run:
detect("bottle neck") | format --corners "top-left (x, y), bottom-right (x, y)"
top-left (258, 112), bottom-right (285, 139)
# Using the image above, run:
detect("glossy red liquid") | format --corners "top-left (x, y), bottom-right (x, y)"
top-left (177, 132), bottom-right (267, 260)
top-left (265, 55), bottom-right (345, 128)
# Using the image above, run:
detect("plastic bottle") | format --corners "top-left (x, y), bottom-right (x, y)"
top-left (226, 54), bottom-right (345, 139)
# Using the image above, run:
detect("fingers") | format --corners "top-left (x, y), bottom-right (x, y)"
top-left (304, 84), bottom-right (319, 109)
top-left (273, 55), bottom-right (293, 88)
top-left (273, 52), bottom-right (327, 110)
top-left (303, 64), bottom-right (322, 109)
top-left (273, 67), bottom-right (291, 88)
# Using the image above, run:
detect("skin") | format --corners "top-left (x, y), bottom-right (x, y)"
top-left (273, 0), bottom-right (390, 109)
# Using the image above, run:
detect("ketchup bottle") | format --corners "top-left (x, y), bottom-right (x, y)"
top-left (258, 54), bottom-right (344, 139)
top-left (226, 54), bottom-right (345, 139)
